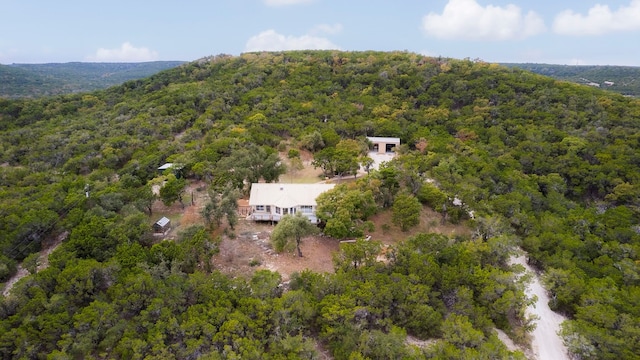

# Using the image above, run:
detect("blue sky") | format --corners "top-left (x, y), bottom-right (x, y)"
top-left (1, 0), bottom-right (639, 65)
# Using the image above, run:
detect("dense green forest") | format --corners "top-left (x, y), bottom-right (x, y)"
top-left (0, 61), bottom-right (184, 99)
top-left (0, 51), bottom-right (639, 359)
top-left (503, 63), bottom-right (640, 97)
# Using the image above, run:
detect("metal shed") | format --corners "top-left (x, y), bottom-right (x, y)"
top-left (153, 217), bottom-right (171, 233)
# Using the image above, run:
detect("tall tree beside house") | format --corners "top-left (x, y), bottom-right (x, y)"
top-left (316, 184), bottom-right (377, 239)
top-left (271, 213), bottom-right (319, 257)
top-left (334, 139), bottom-right (363, 177)
top-left (311, 139), bottom-right (366, 179)
top-left (215, 144), bottom-right (286, 193)
top-left (201, 185), bottom-right (239, 230)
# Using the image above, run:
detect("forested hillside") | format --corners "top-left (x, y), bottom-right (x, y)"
top-left (1, 51), bottom-right (639, 359)
top-left (0, 61), bottom-right (184, 99)
top-left (503, 63), bottom-right (640, 97)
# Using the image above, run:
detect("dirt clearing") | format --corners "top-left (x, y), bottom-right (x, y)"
top-left (212, 220), bottom-right (340, 280)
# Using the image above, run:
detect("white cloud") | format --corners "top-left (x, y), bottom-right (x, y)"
top-left (311, 23), bottom-right (343, 35)
top-left (553, 0), bottom-right (640, 35)
top-left (422, 0), bottom-right (545, 40)
top-left (86, 42), bottom-right (158, 62)
top-left (245, 29), bottom-right (340, 52)
top-left (264, 0), bottom-right (314, 6)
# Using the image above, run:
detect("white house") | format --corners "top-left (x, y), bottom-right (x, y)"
top-left (248, 183), bottom-right (335, 224)
top-left (366, 136), bottom-right (400, 171)
top-left (367, 136), bottom-right (400, 154)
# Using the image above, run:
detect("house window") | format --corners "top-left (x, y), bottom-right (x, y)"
top-left (275, 207), bottom-right (281, 214)
top-left (266, 205), bottom-right (271, 213)
top-left (290, 207), bottom-right (296, 214)
top-left (256, 205), bottom-right (265, 211)
top-left (300, 205), bottom-right (313, 214)
top-left (283, 208), bottom-right (289, 215)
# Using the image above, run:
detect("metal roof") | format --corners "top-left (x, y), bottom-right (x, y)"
top-left (249, 183), bottom-right (335, 208)
top-left (155, 217), bottom-right (171, 227)
top-left (158, 163), bottom-right (174, 170)
top-left (366, 136), bottom-right (400, 144)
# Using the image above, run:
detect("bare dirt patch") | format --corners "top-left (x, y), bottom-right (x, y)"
top-left (367, 206), bottom-right (471, 244)
top-left (151, 179), bottom-right (341, 280)
top-left (210, 205), bottom-right (470, 281)
top-left (280, 150), bottom-right (324, 184)
top-left (212, 220), bottom-right (340, 280)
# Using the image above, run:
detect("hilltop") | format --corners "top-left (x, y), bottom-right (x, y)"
top-left (0, 61), bottom-right (185, 98)
top-left (0, 51), bottom-right (638, 359)
top-left (503, 63), bottom-right (640, 97)
top-left (3, 58), bottom-right (639, 100)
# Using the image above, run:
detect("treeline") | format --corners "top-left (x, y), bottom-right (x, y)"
top-left (503, 63), bottom-right (640, 97)
top-left (0, 61), bottom-right (184, 99)
top-left (0, 227), bottom-right (529, 358)
top-left (0, 50), bottom-right (639, 358)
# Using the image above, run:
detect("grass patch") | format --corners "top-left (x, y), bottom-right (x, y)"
top-left (368, 206), bottom-right (471, 244)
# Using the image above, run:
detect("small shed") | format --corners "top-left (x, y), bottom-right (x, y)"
top-left (153, 217), bottom-right (171, 233)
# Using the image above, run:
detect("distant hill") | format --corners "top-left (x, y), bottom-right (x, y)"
top-left (502, 63), bottom-right (640, 97)
top-left (0, 61), bottom-right (185, 98)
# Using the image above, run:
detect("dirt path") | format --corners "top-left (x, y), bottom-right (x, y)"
top-left (2, 231), bottom-right (67, 297)
top-left (511, 255), bottom-right (570, 360)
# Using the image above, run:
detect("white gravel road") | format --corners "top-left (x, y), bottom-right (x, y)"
top-left (511, 255), bottom-right (570, 360)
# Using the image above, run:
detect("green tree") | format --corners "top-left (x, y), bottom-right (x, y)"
top-left (374, 162), bottom-right (400, 207)
top-left (441, 313), bottom-right (485, 349)
top-left (392, 192), bottom-right (421, 231)
top-left (22, 252), bottom-right (40, 274)
top-left (0, 254), bottom-right (17, 282)
top-left (271, 213), bottom-right (319, 257)
top-left (216, 144), bottom-right (286, 193)
top-left (316, 184), bottom-right (377, 239)
top-left (135, 184), bottom-right (157, 216)
top-left (300, 131), bottom-right (325, 152)
top-left (359, 155), bottom-right (374, 175)
top-left (333, 238), bottom-right (382, 271)
top-left (417, 182), bottom-right (447, 211)
top-left (159, 174), bottom-right (186, 207)
top-left (202, 185), bottom-right (239, 230)
top-left (334, 139), bottom-right (363, 177)
top-left (178, 225), bottom-right (218, 273)
top-left (312, 147), bottom-right (336, 178)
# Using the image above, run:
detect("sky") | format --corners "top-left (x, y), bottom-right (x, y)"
top-left (1, 0), bottom-right (639, 66)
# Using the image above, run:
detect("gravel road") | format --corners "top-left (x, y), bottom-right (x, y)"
top-left (512, 255), bottom-right (570, 360)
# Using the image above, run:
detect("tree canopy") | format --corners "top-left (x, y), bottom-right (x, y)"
top-left (271, 213), bottom-right (319, 257)
top-left (0, 50), bottom-right (638, 359)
